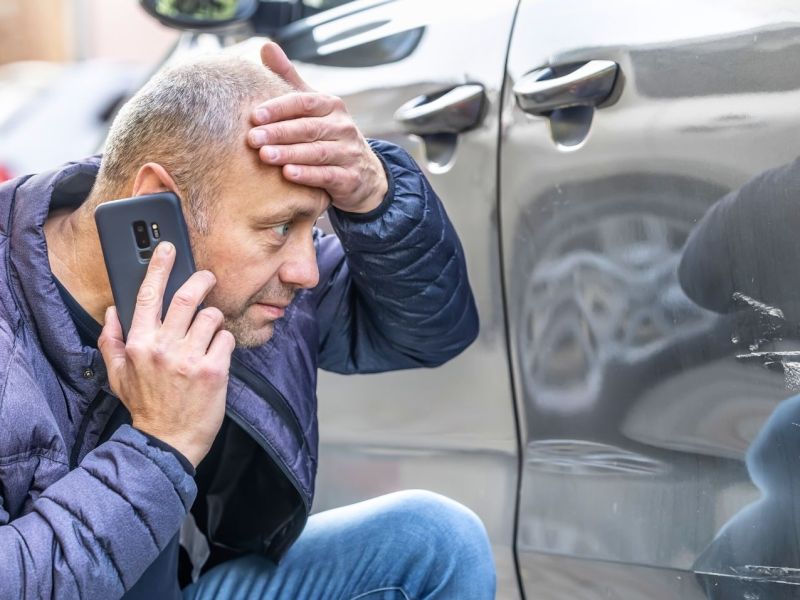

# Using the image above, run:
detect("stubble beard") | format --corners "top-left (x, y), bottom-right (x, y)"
top-left (205, 279), bottom-right (296, 349)
top-left (190, 230), bottom-right (295, 348)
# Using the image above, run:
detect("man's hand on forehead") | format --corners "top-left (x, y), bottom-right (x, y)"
top-left (248, 42), bottom-right (388, 214)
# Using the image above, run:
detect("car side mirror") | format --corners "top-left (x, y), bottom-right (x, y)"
top-left (139, 0), bottom-right (259, 30)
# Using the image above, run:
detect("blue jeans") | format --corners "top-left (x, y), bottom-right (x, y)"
top-left (182, 490), bottom-right (496, 599)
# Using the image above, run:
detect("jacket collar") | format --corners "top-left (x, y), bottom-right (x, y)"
top-left (8, 157), bottom-right (107, 404)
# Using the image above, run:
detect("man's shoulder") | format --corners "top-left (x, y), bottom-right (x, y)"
top-left (0, 320), bottom-right (63, 455)
top-left (0, 317), bottom-right (51, 404)
top-left (0, 315), bottom-right (16, 353)
top-left (0, 319), bottom-right (32, 390)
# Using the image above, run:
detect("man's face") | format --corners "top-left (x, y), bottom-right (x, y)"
top-left (190, 145), bottom-right (330, 348)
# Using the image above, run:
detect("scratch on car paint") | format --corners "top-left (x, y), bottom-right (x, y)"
top-left (732, 292), bottom-right (785, 320)
top-left (731, 292), bottom-right (785, 352)
top-left (695, 565), bottom-right (800, 586)
top-left (782, 362), bottom-right (800, 391)
top-left (734, 351), bottom-right (800, 390)
top-left (737, 352), bottom-right (800, 360)
top-left (732, 564), bottom-right (800, 585)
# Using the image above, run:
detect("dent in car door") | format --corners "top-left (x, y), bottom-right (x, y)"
top-left (271, 2), bottom-right (522, 598)
top-left (502, 1), bottom-right (800, 598)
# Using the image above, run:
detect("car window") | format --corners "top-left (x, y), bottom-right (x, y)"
top-left (276, 0), bottom-right (423, 67)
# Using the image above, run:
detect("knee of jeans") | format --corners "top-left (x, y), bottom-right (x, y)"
top-left (379, 490), bottom-right (493, 563)
top-left (372, 490), bottom-right (496, 597)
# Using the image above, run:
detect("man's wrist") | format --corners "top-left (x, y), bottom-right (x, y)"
top-left (348, 182), bottom-right (387, 214)
top-left (334, 143), bottom-right (389, 214)
top-left (132, 421), bottom-right (202, 471)
top-left (138, 429), bottom-right (196, 476)
top-left (332, 145), bottom-right (393, 218)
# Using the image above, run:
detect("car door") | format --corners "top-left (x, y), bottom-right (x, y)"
top-left (264, 1), bottom-right (522, 597)
top-left (502, 0), bottom-right (800, 598)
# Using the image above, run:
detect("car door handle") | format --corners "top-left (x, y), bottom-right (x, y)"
top-left (394, 84), bottom-right (486, 135)
top-left (513, 60), bottom-right (619, 116)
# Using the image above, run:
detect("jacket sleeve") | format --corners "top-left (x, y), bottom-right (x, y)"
top-left (0, 425), bottom-right (196, 599)
top-left (311, 139), bottom-right (479, 374)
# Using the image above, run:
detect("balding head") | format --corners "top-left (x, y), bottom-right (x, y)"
top-left (97, 53), bottom-right (294, 231)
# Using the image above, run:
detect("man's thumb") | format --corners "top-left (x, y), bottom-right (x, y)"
top-left (260, 41), bottom-right (313, 92)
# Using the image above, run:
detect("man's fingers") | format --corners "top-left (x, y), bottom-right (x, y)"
top-left (258, 141), bottom-right (350, 167)
top-left (184, 306), bottom-right (225, 353)
top-left (260, 41), bottom-right (313, 93)
top-left (161, 270), bottom-right (217, 338)
top-left (98, 306), bottom-right (127, 375)
top-left (129, 242), bottom-right (175, 334)
top-left (283, 164), bottom-right (354, 195)
top-left (251, 93), bottom-right (335, 127)
top-left (249, 114), bottom-right (348, 149)
top-left (205, 329), bottom-right (236, 371)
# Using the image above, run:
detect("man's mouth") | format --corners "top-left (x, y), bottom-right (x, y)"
top-left (253, 301), bottom-right (289, 320)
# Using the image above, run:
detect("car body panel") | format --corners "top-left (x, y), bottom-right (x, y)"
top-left (502, 0), bottom-right (800, 597)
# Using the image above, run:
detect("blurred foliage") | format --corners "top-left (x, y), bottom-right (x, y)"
top-left (155, 0), bottom-right (238, 20)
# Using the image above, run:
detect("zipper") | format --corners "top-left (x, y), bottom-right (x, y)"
top-left (224, 406), bottom-right (309, 515)
top-left (229, 356), bottom-right (306, 453)
top-left (224, 406), bottom-right (309, 560)
top-left (227, 355), bottom-right (309, 516)
top-left (69, 391), bottom-right (107, 469)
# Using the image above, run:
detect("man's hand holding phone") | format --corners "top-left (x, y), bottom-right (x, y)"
top-left (98, 242), bottom-right (235, 468)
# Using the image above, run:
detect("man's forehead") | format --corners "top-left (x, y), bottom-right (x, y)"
top-left (257, 196), bottom-right (329, 222)
top-left (226, 146), bottom-right (330, 219)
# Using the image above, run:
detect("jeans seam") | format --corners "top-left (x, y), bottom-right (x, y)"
top-left (349, 586), bottom-right (411, 600)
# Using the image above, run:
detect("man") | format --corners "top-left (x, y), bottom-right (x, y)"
top-left (0, 43), bottom-right (494, 599)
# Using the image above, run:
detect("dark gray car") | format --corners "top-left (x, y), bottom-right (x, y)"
top-left (143, 1), bottom-right (800, 597)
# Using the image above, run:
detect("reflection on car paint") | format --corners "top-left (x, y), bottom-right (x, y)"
top-left (506, 0), bottom-right (800, 592)
top-left (525, 439), bottom-right (669, 476)
top-left (680, 157), bottom-right (800, 598)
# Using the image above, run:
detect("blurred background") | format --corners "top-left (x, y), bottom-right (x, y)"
top-left (0, 0), bottom-right (177, 64)
top-left (0, 0), bottom-right (179, 181)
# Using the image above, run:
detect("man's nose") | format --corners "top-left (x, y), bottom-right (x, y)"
top-left (279, 236), bottom-right (320, 290)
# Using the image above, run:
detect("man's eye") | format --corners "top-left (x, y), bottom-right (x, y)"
top-left (271, 223), bottom-right (291, 237)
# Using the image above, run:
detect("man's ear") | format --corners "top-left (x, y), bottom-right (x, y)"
top-left (132, 163), bottom-right (179, 197)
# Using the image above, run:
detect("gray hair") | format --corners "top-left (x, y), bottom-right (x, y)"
top-left (98, 53), bottom-right (294, 231)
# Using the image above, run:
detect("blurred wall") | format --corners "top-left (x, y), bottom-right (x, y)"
top-left (0, 0), bottom-right (72, 63)
top-left (0, 0), bottom-right (177, 66)
top-left (77, 0), bottom-right (177, 64)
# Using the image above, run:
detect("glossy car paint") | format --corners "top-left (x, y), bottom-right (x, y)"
top-left (503, 0), bottom-right (800, 597)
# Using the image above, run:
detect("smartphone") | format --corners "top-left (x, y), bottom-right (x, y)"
top-left (95, 191), bottom-right (196, 339)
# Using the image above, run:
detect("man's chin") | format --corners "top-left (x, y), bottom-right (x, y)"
top-left (225, 319), bottom-right (276, 349)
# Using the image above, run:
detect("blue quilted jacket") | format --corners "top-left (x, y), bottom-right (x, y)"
top-left (0, 139), bottom-right (478, 598)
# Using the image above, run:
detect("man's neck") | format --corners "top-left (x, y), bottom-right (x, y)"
top-left (44, 198), bottom-right (114, 325)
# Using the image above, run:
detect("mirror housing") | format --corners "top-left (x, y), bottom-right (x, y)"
top-left (139, 0), bottom-right (259, 30)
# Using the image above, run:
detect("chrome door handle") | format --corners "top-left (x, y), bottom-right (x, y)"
top-left (513, 60), bottom-right (619, 116)
top-left (394, 84), bottom-right (486, 135)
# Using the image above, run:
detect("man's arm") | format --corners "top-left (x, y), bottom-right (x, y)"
top-left (0, 426), bottom-right (195, 599)
top-left (311, 139), bottom-right (479, 374)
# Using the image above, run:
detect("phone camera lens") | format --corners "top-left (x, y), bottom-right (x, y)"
top-left (132, 220), bottom-right (151, 249)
